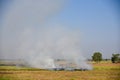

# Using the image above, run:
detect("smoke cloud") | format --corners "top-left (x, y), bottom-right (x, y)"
top-left (0, 0), bottom-right (92, 70)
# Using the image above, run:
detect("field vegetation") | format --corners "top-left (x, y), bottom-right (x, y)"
top-left (0, 61), bottom-right (120, 80)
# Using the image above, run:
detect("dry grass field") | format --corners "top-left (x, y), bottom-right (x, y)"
top-left (0, 61), bottom-right (120, 80)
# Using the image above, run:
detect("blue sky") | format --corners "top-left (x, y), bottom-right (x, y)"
top-left (49, 0), bottom-right (119, 59)
top-left (0, 0), bottom-right (119, 59)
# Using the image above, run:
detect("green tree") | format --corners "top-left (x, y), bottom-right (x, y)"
top-left (92, 52), bottom-right (102, 63)
top-left (111, 54), bottom-right (120, 63)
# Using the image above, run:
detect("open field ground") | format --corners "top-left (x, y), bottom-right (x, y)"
top-left (0, 61), bottom-right (120, 80)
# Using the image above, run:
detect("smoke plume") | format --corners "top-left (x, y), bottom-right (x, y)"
top-left (0, 0), bottom-right (92, 70)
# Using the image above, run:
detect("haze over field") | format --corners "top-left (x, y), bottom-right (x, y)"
top-left (0, 0), bottom-right (119, 69)
top-left (0, 0), bottom-right (92, 69)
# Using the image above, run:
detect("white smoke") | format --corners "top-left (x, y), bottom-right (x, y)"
top-left (0, 0), bottom-right (92, 70)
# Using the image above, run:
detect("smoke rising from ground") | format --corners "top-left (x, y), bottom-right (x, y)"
top-left (0, 0), bottom-right (92, 70)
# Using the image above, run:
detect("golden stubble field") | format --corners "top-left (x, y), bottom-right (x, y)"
top-left (0, 61), bottom-right (120, 80)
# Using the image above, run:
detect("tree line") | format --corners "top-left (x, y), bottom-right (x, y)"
top-left (92, 52), bottom-right (120, 63)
